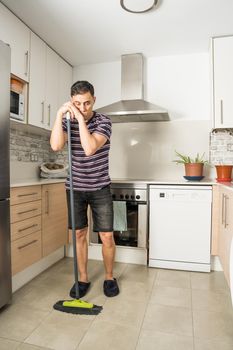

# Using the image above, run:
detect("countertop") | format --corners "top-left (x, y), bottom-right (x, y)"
top-left (10, 177), bottom-right (233, 192)
top-left (11, 178), bottom-right (66, 188)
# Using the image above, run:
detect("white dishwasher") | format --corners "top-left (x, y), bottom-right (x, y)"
top-left (149, 185), bottom-right (212, 272)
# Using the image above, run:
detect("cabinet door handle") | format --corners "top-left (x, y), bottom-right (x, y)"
top-left (45, 190), bottom-right (49, 214)
top-left (18, 239), bottom-right (38, 250)
top-left (24, 50), bottom-right (29, 77)
top-left (18, 208), bottom-right (38, 215)
top-left (41, 101), bottom-right (45, 123)
top-left (48, 104), bottom-right (51, 126)
top-left (18, 192), bottom-right (38, 197)
top-left (224, 195), bottom-right (228, 228)
top-left (220, 99), bottom-right (223, 125)
top-left (18, 224), bottom-right (38, 232)
top-left (221, 193), bottom-right (225, 225)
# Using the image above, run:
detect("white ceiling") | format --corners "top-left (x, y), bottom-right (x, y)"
top-left (2, 0), bottom-right (233, 66)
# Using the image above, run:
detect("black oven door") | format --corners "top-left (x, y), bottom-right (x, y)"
top-left (89, 201), bottom-right (147, 248)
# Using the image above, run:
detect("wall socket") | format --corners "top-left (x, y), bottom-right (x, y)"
top-left (30, 153), bottom-right (38, 162)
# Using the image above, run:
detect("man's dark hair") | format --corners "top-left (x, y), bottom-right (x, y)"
top-left (71, 81), bottom-right (94, 97)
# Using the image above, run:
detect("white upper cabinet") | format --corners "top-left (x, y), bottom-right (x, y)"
top-left (29, 33), bottom-right (59, 130)
top-left (28, 32), bottom-right (47, 128)
top-left (45, 46), bottom-right (59, 129)
top-left (212, 36), bottom-right (233, 128)
top-left (28, 32), bottom-right (72, 130)
top-left (0, 3), bottom-right (30, 81)
top-left (58, 58), bottom-right (72, 107)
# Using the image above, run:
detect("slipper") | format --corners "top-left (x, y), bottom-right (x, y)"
top-left (103, 278), bottom-right (120, 297)
top-left (69, 281), bottom-right (91, 298)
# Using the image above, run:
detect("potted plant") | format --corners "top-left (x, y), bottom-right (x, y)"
top-left (173, 151), bottom-right (208, 180)
top-left (215, 164), bottom-right (233, 182)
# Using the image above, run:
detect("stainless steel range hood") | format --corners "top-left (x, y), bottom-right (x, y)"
top-left (96, 53), bottom-right (169, 123)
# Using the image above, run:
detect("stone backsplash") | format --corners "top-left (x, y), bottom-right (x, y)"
top-left (10, 126), bottom-right (68, 164)
top-left (210, 129), bottom-right (233, 165)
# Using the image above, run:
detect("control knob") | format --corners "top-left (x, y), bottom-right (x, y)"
top-left (136, 195), bottom-right (140, 200)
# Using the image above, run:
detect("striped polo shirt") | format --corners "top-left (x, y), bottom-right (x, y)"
top-left (62, 112), bottom-right (112, 191)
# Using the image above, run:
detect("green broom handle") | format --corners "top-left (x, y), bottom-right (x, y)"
top-left (66, 112), bottom-right (80, 299)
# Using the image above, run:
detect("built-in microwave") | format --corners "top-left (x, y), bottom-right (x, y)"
top-left (10, 90), bottom-right (24, 121)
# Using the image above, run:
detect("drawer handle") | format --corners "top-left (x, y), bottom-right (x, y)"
top-left (24, 50), bottom-right (29, 76)
top-left (18, 224), bottom-right (38, 232)
top-left (18, 208), bottom-right (38, 215)
top-left (18, 192), bottom-right (38, 197)
top-left (18, 239), bottom-right (38, 250)
top-left (48, 104), bottom-right (51, 126)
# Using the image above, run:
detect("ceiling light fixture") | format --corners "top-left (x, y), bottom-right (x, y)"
top-left (120, 0), bottom-right (158, 14)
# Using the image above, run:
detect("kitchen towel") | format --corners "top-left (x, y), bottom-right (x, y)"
top-left (113, 201), bottom-right (127, 231)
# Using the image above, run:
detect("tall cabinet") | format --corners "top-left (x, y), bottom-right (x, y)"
top-left (218, 186), bottom-right (233, 288)
top-left (0, 2), bottom-right (30, 81)
top-left (28, 32), bottom-right (59, 130)
top-left (28, 32), bottom-right (72, 130)
top-left (212, 36), bottom-right (233, 128)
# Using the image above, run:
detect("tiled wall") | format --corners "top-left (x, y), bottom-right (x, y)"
top-left (210, 129), bottom-right (233, 165)
top-left (10, 126), bottom-right (67, 164)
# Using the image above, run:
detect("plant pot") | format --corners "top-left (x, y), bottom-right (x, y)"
top-left (215, 165), bottom-right (233, 182)
top-left (184, 163), bottom-right (203, 177)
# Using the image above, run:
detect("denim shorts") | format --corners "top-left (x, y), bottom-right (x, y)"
top-left (66, 185), bottom-right (113, 232)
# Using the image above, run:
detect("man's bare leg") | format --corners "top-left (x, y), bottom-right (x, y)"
top-left (99, 232), bottom-right (116, 280)
top-left (72, 227), bottom-right (89, 282)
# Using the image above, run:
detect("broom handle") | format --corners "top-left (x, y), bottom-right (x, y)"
top-left (66, 112), bottom-right (80, 299)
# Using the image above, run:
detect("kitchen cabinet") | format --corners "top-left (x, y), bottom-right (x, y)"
top-left (10, 186), bottom-right (42, 275)
top-left (42, 183), bottom-right (68, 257)
top-left (211, 36), bottom-right (233, 128)
top-left (211, 184), bottom-right (220, 255)
top-left (218, 186), bottom-right (233, 287)
top-left (58, 57), bottom-right (73, 107)
top-left (0, 3), bottom-right (30, 82)
top-left (28, 32), bottom-right (59, 130)
top-left (28, 32), bottom-right (72, 130)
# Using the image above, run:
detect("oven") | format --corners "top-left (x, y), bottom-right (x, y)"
top-left (89, 183), bottom-right (148, 249)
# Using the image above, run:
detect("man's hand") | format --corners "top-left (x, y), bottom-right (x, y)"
top-left (57, 102), bottom-right (84, 122)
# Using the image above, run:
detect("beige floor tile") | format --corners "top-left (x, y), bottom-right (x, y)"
top-left (97, 294), bottom-right (147, 329)
top-left (194, 337), bottom-right (233, 350)
top-left (78, 319), bottom-right (139, 350)
top-left (24, 310), bottom-right (92, 350)
top-left (193, 309), bottom-right (233, 340)
top-left (192, 289), bottom-right (233, 313)
top-left (142, 303), bottom-right (193, 336)
top-left (0, 304), bottom-right (49, 342)
top-left (120, 264), bottom-right (157, 284)
top-left (190, 271), bottom-right (230, 294)
top-left (150, 285), bottom-right (192, 308)
top-left (17, 343), bottom-right (52, 350)
top-left (136, 330), bottom-right (194, 350)
top-left (116, 279), bottom-right (153, 303)
top-left (0, 337), bottom-right (19, 350)
top-left (155, 269), bottom-right (191, 289)
top-left (13, 283), bottom-right (69, 312)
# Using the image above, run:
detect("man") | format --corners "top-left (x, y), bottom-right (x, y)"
top-left (50, 80), bottom-right (119, 298)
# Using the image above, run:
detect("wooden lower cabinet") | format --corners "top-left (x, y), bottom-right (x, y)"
top-left (11, 231), bottom-right (42, 275)
top-left (218, 186), bottom-right (233, 286)
top-left (42, 183), bottom-right (68, 257)
top-left (10, 186), bottom-right (42, 275)
top-left (11, 183), bottom-right (68, 275)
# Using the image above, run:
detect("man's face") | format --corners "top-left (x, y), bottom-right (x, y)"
top-left (71, 92), bottom-right (96, 120)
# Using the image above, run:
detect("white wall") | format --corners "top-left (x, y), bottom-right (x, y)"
top-left (73, 53), bottom-right (213, 180)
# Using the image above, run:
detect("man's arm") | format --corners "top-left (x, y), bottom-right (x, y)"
top-left (50, 105), bottom-right (70, 151)
top-left (78, 117), bottom-right (107, 156)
